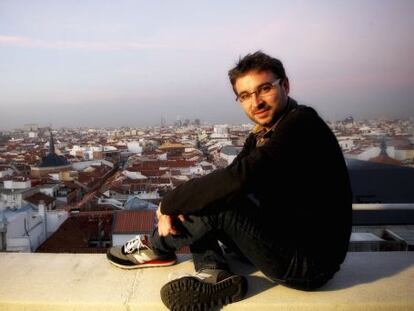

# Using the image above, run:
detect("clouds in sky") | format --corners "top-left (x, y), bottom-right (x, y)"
top-left (0, 35), bottom-right (169, 51)
top-left (1, 0), bottom-right (413, 129)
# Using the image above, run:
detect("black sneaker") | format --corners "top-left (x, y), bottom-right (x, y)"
top-left (160, 269), bottom-right (248, 310)
top-left (106, 235), bottom-right (177, 269)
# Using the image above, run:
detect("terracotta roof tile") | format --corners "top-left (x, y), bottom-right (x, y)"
top-left (37, 213), bottom-right (113, 253)
top-left (113, 210), bottom-right (155, 234)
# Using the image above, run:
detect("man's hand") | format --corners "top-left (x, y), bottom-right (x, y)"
top-left (157, 203), bottom-right (185, 237)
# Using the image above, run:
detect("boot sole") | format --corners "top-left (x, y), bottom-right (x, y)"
top-left (160, 274), bottom-right (248, 310)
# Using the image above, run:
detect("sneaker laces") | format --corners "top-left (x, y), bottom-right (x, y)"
top-left (123, 235), bottom-right (148, 254)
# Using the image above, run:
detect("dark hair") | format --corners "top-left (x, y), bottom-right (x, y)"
top-left (228, 51), bottom-right (286, 93)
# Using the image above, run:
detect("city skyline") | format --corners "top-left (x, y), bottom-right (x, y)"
top-left (1, 0), bottom-right (414, 130)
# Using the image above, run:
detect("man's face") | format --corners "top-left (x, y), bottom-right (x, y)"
top-left (234, 70), bottom-right (289, 130)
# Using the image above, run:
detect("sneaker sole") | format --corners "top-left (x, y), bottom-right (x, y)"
top-left (107, 253), bottom-right (177, 269)
top-left (160, 274), bottom-right (248, 310)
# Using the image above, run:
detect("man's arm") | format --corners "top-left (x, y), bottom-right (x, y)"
top-left (160, 107), bottom-right (321, 215)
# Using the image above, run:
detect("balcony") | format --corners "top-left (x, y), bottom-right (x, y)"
top-left (0, 251), bottom-right (413, 310)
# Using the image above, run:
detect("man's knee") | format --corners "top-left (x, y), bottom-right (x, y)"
top-left (282, 271), bottom-right (335, 291)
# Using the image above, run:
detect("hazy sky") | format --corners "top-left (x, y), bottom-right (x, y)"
top-left (1, 0), bottom-right (413, 130)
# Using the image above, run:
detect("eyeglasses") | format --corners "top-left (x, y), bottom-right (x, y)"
top-left (236, 79), bottom-right (282, 104)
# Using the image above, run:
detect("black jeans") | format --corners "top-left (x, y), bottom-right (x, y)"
top-left (150, 195), bottom-right (336, 290)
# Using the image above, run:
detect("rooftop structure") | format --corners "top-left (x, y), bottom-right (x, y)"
top-left (38, 131), bottom-right (70, 168)
top-left (346, 158), bottom-right (414, 203)
top-left (36, 211), bottom-right (113, 253)
top-left (369, 138), bottom-right (402, 166)
top-left (31, 131), bottom-right (71, 178)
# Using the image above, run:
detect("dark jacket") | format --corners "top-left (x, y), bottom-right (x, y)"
top-left (162, 98), bottom-right (352, 271)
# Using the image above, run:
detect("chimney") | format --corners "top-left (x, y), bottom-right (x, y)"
top-left (38, 200), bottom-right (47, 240)
top-left (0, 205), bottom-right (7, 251)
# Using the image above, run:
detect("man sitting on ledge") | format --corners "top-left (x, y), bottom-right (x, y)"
top-left (107, 51), bottom-right (352, 311)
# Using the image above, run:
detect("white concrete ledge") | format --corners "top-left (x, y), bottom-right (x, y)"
top-left (0, 252), bottom-right (413, 310)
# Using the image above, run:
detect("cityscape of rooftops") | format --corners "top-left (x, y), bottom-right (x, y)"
top-left (1, 1), bottom-right (414, 256)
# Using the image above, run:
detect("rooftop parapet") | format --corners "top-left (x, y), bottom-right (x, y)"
top-left (0, 252), bottom-right (413, 310)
